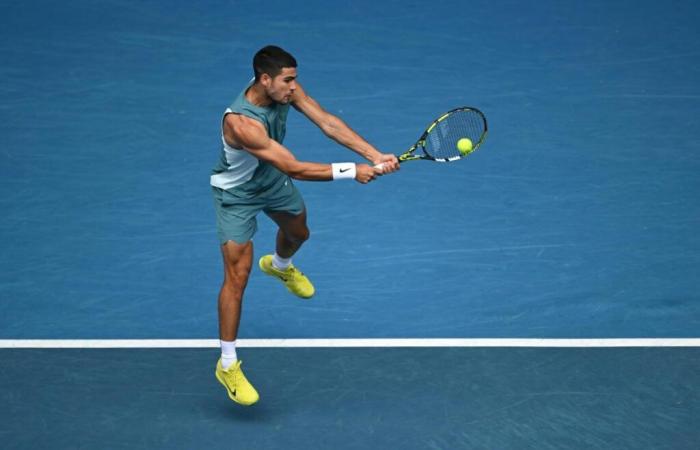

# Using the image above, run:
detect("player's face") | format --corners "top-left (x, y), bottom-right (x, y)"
top-left (265, 67), bottom-right (297, 104)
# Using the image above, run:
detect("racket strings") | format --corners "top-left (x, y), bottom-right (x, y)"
top-left (422, 109), bottom-right (486, 161)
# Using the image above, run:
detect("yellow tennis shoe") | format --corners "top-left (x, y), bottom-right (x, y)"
top-left (215, 359), bottom-right (259, 406)
top-left (259, 254), bottom-right (315, 298)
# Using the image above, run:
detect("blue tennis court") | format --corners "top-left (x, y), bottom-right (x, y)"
top-left (1, 0), bottom-right (699, 448)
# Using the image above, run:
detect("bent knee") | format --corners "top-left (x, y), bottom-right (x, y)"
top-left (289, 226), bottom-right (310, 244)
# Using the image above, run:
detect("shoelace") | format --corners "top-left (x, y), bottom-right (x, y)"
top-left (287, 266), bottom-right (305, 279)
top-left (229, 363), bottom-right (243, 386)
top-left (274, 264), bottom-right (305, 282)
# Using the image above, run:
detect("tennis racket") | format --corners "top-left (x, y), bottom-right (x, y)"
top-left (376, 106), bottom-right (487, 170)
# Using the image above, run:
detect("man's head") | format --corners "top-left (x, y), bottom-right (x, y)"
top-left (253, 45), bottom-right (298, 104)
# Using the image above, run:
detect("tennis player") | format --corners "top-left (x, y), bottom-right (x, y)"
top-left (211, 45), bottom-right (399, 405)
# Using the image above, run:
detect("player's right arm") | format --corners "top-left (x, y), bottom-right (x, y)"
top-left (223, 113), bottom-right (379, 183)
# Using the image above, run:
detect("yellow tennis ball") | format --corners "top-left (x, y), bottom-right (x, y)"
top-left (457, 138), bottom-right (473, 154)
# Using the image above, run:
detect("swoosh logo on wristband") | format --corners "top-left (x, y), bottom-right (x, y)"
top-left (340, 168), bottom-right (351, 173)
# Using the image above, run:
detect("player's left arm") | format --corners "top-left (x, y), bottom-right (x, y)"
top-left (291, 83), bottom-right (399, 173)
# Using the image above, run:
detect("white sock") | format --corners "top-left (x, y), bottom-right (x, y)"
top-left (220, 340), bottom-right (237, 369)
top-left (272, 253), bottom-right (291, 270)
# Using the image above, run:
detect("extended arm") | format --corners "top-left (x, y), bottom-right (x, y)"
top-left (291, 83), bottom-right (399, 173)
top-left (223, 113), bottom-right (379, 183)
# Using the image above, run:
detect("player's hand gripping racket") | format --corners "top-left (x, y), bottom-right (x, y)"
top-left (376, 106), bottom-right (487, 171)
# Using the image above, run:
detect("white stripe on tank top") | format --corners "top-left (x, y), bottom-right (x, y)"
top-left (210, 108), bottom-right (260, 190)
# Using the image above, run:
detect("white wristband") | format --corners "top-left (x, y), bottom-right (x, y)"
top-left (331, 163), bottom-right (356, 180)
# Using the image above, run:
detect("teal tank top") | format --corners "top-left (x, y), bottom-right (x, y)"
top-left (210, 83), bottom-right (290, 193)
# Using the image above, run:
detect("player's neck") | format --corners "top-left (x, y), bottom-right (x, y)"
top-left (245, 83), bottom-right (273, 107)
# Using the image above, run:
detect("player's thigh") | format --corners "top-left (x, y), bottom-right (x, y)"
top-left (220, 239), bottom-right (254, 283)
top-left (262, 179), bottom-right (308, 239)
top-left (212, 186), bottom-right (262, 246)
top-left (266, 208), bottom-right (309, 242)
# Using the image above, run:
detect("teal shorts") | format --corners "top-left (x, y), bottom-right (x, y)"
top-left (212, 176), bottom-right (305, 245)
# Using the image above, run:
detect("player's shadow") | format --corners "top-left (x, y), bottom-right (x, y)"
top-left (209, 397), bottom-right (279, 422)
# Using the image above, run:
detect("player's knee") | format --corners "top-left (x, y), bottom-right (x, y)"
top-left (282, 224), bottom-right (309, 244)
top-left (223, 269), bottom-right (251, 290)
top-left (223, 261), bottom-right (252, 285)
top-left (291, 226), bottom-right (310, 244)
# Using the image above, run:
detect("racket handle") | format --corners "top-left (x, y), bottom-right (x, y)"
top-left (375, 157), bottom-right (402, 173)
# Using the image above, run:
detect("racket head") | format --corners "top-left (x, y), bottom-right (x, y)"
top-left (414, 107), bottom-right (488, 162)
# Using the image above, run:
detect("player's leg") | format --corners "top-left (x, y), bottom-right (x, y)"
top-left (211, 186), bottom-right (261, 405)
top-left (212, 186), bottom-right (259, 343)
top-left (259, 209), bottom-right (314, 298)
top-left (214, 239), bottom-right (259, 406)
top-left (267, 209), bottom-right (310, 259)
top-left (218, 240), bottom-right (253, 342)
top-left (257, 178), bottom-right (314, 298)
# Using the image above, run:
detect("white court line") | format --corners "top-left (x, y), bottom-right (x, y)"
top-left (1, 339), bottom-right (699, 348)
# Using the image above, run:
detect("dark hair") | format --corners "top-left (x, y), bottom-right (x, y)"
top-left (253, 45), bottom-right (297, 82)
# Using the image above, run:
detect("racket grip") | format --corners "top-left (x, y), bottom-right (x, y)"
top-left (375, 157), bottom-right (402, 173)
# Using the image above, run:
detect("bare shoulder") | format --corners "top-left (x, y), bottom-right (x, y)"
top-left (223, 112), bottom-right (264, 134)
top-left (223, 113), bottom-right (268, 149)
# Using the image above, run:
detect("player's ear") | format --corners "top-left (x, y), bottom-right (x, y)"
top-left (260, 73), bottom-right (272, 88)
